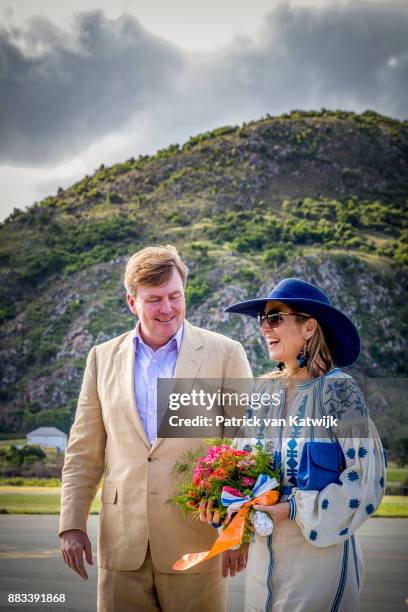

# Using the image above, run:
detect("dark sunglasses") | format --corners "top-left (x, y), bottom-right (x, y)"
top-left (257, 311), bottom-right (311, 329)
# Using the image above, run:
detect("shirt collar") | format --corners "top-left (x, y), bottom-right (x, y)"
top-left (133, 321), bottom-right (184, 354)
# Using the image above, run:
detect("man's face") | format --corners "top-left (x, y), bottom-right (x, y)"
top-left (127, 267), bottom-right (186, 349)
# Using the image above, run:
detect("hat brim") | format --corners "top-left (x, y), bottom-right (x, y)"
top-left (224, 297), bottom-right (360, 368)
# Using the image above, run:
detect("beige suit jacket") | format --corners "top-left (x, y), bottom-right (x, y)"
top-left (59, 320), bottom-right (252, 572)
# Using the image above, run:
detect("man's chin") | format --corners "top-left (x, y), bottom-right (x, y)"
top-left (155, 323), bottom-right (178, 338)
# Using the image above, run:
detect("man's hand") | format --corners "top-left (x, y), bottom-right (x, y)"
top-left (60, 529), bottom-right (93, 580)
top-left (222, 545), bottom-right (249, 578)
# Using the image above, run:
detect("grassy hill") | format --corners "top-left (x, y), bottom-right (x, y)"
top-left (0, 109), bottom-right (407, 435)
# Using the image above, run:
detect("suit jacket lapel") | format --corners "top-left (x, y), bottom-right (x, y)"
top-left (114, 332), bottom-right (150, 450)
top-left (172, 320), bottom-right (205, 381)
top-left (149, 320), bottom-right (205, 454)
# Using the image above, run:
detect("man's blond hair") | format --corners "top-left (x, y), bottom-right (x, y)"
top-left (124, 245), bottom-right (188, 297)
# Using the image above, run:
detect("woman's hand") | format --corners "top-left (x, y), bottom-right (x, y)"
top-left (252, 501), bottom-right (290, 524)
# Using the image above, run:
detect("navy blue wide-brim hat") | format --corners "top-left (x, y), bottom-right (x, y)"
top-left (225, 277), bottom-right (360, 367)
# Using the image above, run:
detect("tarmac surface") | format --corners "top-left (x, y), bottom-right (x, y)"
top-left (0, 515), bottom-right (407, 611)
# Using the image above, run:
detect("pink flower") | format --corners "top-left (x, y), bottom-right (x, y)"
top-left (205, 445), bottom-right (232, 463)
top-left (241, 477), bottom-right (256, 487)
top-left (237, 459), bottom-right (256, 470)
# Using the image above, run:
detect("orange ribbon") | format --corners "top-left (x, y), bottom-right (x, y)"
top-left (173, 489), bottom-right (279, 571)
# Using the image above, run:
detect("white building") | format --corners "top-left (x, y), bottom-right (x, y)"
top-left (26, 427), bottom-right (67, 452)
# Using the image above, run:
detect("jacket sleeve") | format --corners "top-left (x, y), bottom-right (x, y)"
top-left (290, 377), bottom-right (386, 548)
top-left (222, 341), bottom-right (253, 430)
top-left (225, 341), bottom-right (253, 380)
top-left (59, 347), bottom-right (107, 535)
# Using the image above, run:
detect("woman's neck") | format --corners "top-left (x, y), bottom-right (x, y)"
top-left (283, 363), bottom-right (310, 380)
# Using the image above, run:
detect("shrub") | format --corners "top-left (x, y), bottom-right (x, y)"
top-left (107, 192), bottom-right (123, 204)
top-left (22, 408), bottom-right (72, 433)
top-left (263, 246), bottom-right (289, 266)
top-left (3, 445), bottom-right (46, 467)
top-left (185, 278), bottom-right (212, 307)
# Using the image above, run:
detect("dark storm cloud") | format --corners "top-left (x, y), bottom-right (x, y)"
top-left (208, 2), bottom-right (408, 118)
top-left (0, 2), bottom-right (407, 166)
top-left (0, 11), bottom-right (184, 164)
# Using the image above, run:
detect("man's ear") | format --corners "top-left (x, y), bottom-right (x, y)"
top-left (126, 293), bottom-right (138, 316)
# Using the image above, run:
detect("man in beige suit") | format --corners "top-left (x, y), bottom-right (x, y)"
top-left (59, 245), bottom-right (252, 611)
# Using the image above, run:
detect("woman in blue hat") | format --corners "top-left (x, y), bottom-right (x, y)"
top-left (223, 278), bottom-right (386, 612)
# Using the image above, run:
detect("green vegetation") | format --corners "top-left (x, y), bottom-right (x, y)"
top-left (373, 496), bottom-right (408, 518)
top-left (0, 488), bottom-right (404, 516)
top-left (0, 438), bottom-right (26, 448)
top-left (0, 443), bottom-right (65, 479)
top-left (185, 277), bottom-right (212, 307)
top-left (0, 109), bottom-right (407, 438)
top-left (0, 477), bottom-right (61, 487)
top-left (385, 464), bottom-right (408, 494)
top-left (0, 488), bottom-right (101, 514)
top-left (0, 445), bottom-right (46, 468)
top-left (21, 408), bottom-right (72, 433)
top-left (201, 198), bottom-right (407, 264)
top-left (2, 194), bottom-right (405, 328)
top-left (387, 467), bottom-right (408, 483)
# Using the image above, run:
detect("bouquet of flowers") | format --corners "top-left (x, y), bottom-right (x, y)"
top-left (172, 439), bottom-right (281, 570)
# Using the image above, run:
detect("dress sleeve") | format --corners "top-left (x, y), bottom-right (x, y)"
top-left (290, 376), bottom-right (386, 548)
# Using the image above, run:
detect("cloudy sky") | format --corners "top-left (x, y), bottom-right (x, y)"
top-left (0, 0), bottom-right (407, 221)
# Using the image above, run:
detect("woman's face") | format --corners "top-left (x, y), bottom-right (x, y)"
top-left (260, 300), bottom-right (315, 368)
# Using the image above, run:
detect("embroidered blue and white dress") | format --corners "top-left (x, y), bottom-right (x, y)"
top-left (240, 369), bottom-right (386, 612)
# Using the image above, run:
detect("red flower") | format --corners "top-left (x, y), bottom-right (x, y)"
top-left (210, 467), bottom-right (228, 481)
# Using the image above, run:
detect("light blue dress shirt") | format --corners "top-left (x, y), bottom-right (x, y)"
top-left (133, 322), bottom-right (184, 445)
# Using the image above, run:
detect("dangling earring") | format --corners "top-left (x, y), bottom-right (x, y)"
top-left (277, 362), bottom-right (285, 371)
top-left (296, 340), bottom-right (310, 369)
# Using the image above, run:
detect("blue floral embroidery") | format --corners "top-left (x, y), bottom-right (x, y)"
top-left (347, 471), bottom-right (359, 482)
top-left (323, 382), bottom-right (347, 421)
top-left (365, 504), bottom-right (375, 515)
top-left (353, 392), bottom-right (368, 417)
top-left (379, 477), bottom-right (384, 488)
top-left (349, 498), bottom-right (360, 509)
top-left (321, 499), bottom-right (329, 510)
top-left (309, 530), bottom-right (318, 541)
top-left (339, 528), bottom-right (349, 536)
top-left (324, 379), bottom-right (367, 419)
top-left (358, 447), bottom-right (368, 458)
top-left (346, 448), bottom-right (356, 460)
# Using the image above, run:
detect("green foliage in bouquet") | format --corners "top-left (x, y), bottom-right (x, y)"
top-left (171, 438), bottom-right (281, 530)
